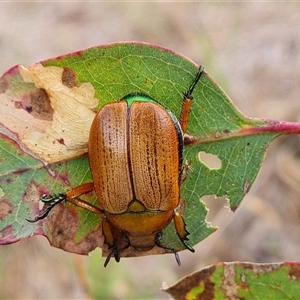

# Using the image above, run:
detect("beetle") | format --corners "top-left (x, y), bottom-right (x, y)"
top-left (29, 65), bottom-right (204, 266)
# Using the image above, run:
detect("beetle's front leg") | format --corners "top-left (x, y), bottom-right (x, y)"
top-left (27, 182), bottom-right (99, 222)
top-left (179, 65), bottom-right (204, 134)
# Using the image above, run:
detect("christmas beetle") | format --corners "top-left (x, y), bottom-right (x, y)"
top-left (29, 65), bottom-right (204, 266)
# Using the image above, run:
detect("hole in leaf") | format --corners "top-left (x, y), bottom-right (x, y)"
top-left (198, 151), bottom-right (222, 169)
top-left (201, 194), bottom-right (229, 224)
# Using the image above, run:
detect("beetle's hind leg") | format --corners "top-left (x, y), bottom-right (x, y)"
top-left (154, 232), bottom-right (181, 266)
top-left (173, 212), bottom-right (195, 253)
top-left (102, 219), bottom-right (130, 267)
top-left (27, 182), bottom-right (99, 222)
top-left (154, 212), bottom-right (194, 266)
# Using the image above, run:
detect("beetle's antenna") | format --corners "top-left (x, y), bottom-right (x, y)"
top-left (180, 65), bottom-right (204, 134)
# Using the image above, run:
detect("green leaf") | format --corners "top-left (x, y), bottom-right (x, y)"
top-left (164, 262), bottom-right (300, 299)
top-left (1, 42), bottom-right (300, 259)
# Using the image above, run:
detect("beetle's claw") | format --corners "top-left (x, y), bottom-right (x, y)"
top-left (26, 193), bottom-right (66, 223)
top-left (174, 252), bottom-right (181, 266)
top-left (26, 205), bottom-right (53, 222)
top-left (176, 228), bottom-right (195, 253)
top-left (180, 238), bottom-right (195, 253)
top-left (104, 252), bottom-right (112, 267)
top-left (103, 235), bottom-right (131, 267)
top-left (154, 232), bottom-right (182, 266)
top-left (104, 247), bottom-right (120, 267)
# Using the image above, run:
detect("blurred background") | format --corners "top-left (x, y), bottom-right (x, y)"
top-left (1, 2), bottom-right (300, 299)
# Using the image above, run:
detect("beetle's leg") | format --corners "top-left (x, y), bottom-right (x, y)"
top-left (179, 65), bottom-right (204, 134)
top-left (102, 219), bottom-right (130, 267)
top-left (27, 193), bottom-right (66, 222)
top-left (65, 183), bottom-right (101, 214)
top-left (65, 182), bottom-right (94, 200)
top-left (102, 218), bottom-right (119, 267)
top-left (27, 182), bottom-right (98, 222)
top-left (154, 212), bottom-right (195, 266)
top-left (155, 232), bottom-right (181, 266)
top-left (180, 159), bottom-right (194, 184)
top-left (173, 212), bottom-right (195, 253)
